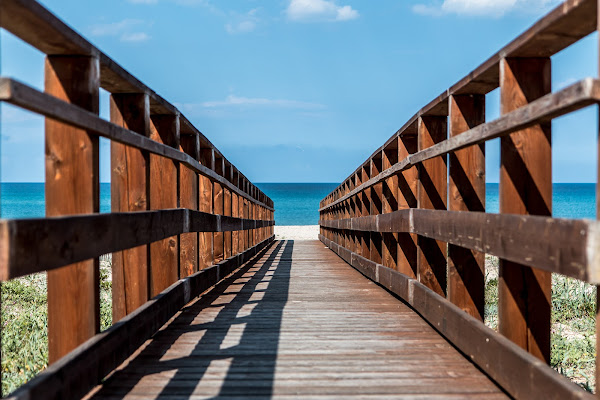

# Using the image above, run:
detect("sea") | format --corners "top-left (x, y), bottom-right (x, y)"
top-left (0, 183), bottom-right (596, 225)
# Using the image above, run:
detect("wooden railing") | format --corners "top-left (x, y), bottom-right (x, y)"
top-left (320, 0), bottom-right (599, 399)
top-left (0, 0), bottom-right (274, 398)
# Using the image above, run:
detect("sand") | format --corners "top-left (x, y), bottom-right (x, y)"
top-left (275, 225), bottom-right (319, 241)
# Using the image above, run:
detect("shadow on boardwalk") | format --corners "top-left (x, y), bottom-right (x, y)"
top-left (91, 240), bottom-right (293, 399)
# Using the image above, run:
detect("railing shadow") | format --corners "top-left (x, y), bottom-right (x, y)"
top-left (91, 240), bottom-right (294, 399)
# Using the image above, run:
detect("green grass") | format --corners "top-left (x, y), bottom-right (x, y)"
top-left (485, 255), bottom-right (597, 392)
top-left (1, 259), bottom-right (112, 396)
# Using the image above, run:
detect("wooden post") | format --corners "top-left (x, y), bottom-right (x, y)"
top-left (360, 165), bottom-right (370, 257)
top-left (149, 114), bottom-right (179, 296)
top-left (224, 163), bottom-right (232, 259)
top-left (448, 94), bottom-right (486, 321)
top-left (199, 147), bottom-right (214, 270)
top-left (46, 55), bottom-right (100, 363)
top-left (382, 141), bottom-right (399, 271)
top-left (110, 92), bottom-right (150, 322)
top-left (214, 157), bottom-right (224, 262)
top-left (417, 116), bottom-right (448, 296)
top-left (398, 134), bottom-right (418, 278)
top-left (180, 134), bottom-right (199, 277)
top-left (370, 156), bottom-right (383, 264)
top-left (232, 169), bottom-right (240, 256)
top-left (498, 57), bottom-right (551, 363)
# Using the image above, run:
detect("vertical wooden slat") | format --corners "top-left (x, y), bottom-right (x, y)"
top-left (179, 134), bottom-right (199, 277)
top-left (46, 55), bottom-right (100, 363)
top-left (110, 93), bottom-right (150, 322)
top-left (370, 156), bottom-right (383, 264)
top-left (397, 134), bottom-right (418, 278)
top-left (224, 163), bottom-right (232, 259)
top-left (198, 147), bottom-right (214, 270)
top-left (360, 165), bottom-right (370, 257)
top-left (498, 57), bottom-right (552, 363)
top-left (382, 140), bottom-right (399, 271)
top-left (417, 116), bottom-right (448, 296)
top-left (213, 157), bottom-right (224, 262)
top-left (149, 114), bottom-right (179, 296)
top-left (448, 94), bottom-right (486, 321)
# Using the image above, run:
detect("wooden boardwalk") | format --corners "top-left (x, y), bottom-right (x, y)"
top-left (88, 240), bottom-right (507, 399)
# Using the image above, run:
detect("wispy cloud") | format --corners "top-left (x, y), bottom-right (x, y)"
top-left (89, 19), bottom-right (151, 43)
top-left (225, 8), bottom-right (259, 35)
top-left (413, 0), bottom-right (560, 17)
top-left (286, 0), bottom-right (359, 22)
top-left (199, 95), bottom-right (326, 109)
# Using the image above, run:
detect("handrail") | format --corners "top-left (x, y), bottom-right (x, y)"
top-left (319, 1), bottom-right (599, 399)
top-left (0, 0), bottom-right (276, 397)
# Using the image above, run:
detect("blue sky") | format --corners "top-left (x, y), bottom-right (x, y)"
top-left (0, 0), bottom-right (597, 183)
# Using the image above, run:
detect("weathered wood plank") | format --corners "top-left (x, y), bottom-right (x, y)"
top-left (179, 134), bottom-right (199, 278)
top-left (149, 114), bottom-right (180, 297)
top-left (417, 116), bottom-right (447, 296)
top-left (318, 209), bottom-right (598, 283)
top-left (0, 78), bottom-right (273, 211)
top-left (110, 92), bottom-right (150, 322)
top-left (0, 210), bottom-right (275, 281)
top-left (319, 78), bottom-right (600, 213)
top-left (498, 57), bottom-right (552, 363)
top-left (45, 55), bottom-right (100, 364)
top-left (320, 236), bottom-right (593, 400)
top-left (447, 94), bottom-right (485, 321)
top-left (6, 237), bottom-right (275, 400)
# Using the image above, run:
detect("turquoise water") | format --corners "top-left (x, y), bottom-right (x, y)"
top-left (0, 182), bottom-right (596, 223)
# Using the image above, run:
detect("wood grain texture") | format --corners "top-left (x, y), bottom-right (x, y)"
top-left (149, 114), bottom-right (179, 297)
top-left (45, 55), bottom-right (100, 364)
top-left (8, 237), bottom-right (274, 400)
top-left (214, 158), bottom-right (225, 263)
top-left (382, 141), bottom-right (399, 272)
top-left (417, 116), bottom-right (447, 297)
top-left (0, 78), bottom-right (274, 211)
top-left (179, 135), bottom-right (199, 278)
top-left (85, 240), bottom-right (507, 400)
top-left (320, 235), bottom-right (593, 400)
top-left (110, 93), bottom-right (150, 322)
top-left (498, 57), bottom-right (552, 363)
top-left (397, 135), bottom-right (418, 279)
top-left (448, 94), bottom-right (486, 321)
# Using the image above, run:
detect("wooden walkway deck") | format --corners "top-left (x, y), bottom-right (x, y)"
top-left (88, 240), bottom-right (507, 399)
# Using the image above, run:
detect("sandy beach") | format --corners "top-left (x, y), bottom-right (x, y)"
top-left (275, 225), bottom-right (320, 241)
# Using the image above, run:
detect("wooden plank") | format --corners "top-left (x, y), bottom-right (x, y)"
top-left (417, 116), bottom-right (447, 297)
top-left (0, 210), bottom-right (275, 281)
top-left (0, 78), bottom-right (274, 211)
top-left (45, 55), bottom-right (100, 364)
top-left (149, 114), bottom-right (179, 297)
top-left (179, 134), bottom-right (199, 278)
top-left (110, 92), bottom-right (150, 322)
top-left (498, 57), bottom-right (551, 363)
top-left (199, 148), bottom-right (214, 270)
top-left (318, 78), bottom-right (600, 213)
top-left (397, 135), bottom-right (418, 279)
top-left (370, 156), bottom-right (383, 264)
top-left (319, 209), bottom-right (595, 282)
top-left (7, 237), bottom-right (275, 400)
top-left (320, 236), bottom-right (593, 400)
top-left (382, 141), bottom-right (399, 272)
top-left (214, 157), bottom-right (225, 263)
top-left (224, 164), bottom-right (233, 260)
top-left (447, 94), bottom-right (485, 321)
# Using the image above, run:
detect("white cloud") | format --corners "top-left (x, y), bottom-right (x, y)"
top-left (225, 8), bottom-right (259, 34)
top-left (120, 32), bottom-right (151, 42)
top-left (89, 19), bottom-right (151, 43)
top-left (286, 0), bottom-right (359, 22)
top-left (413, 0), bottom-right (560, 17)
top-left (201, 95), bottom-right (325, 109)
